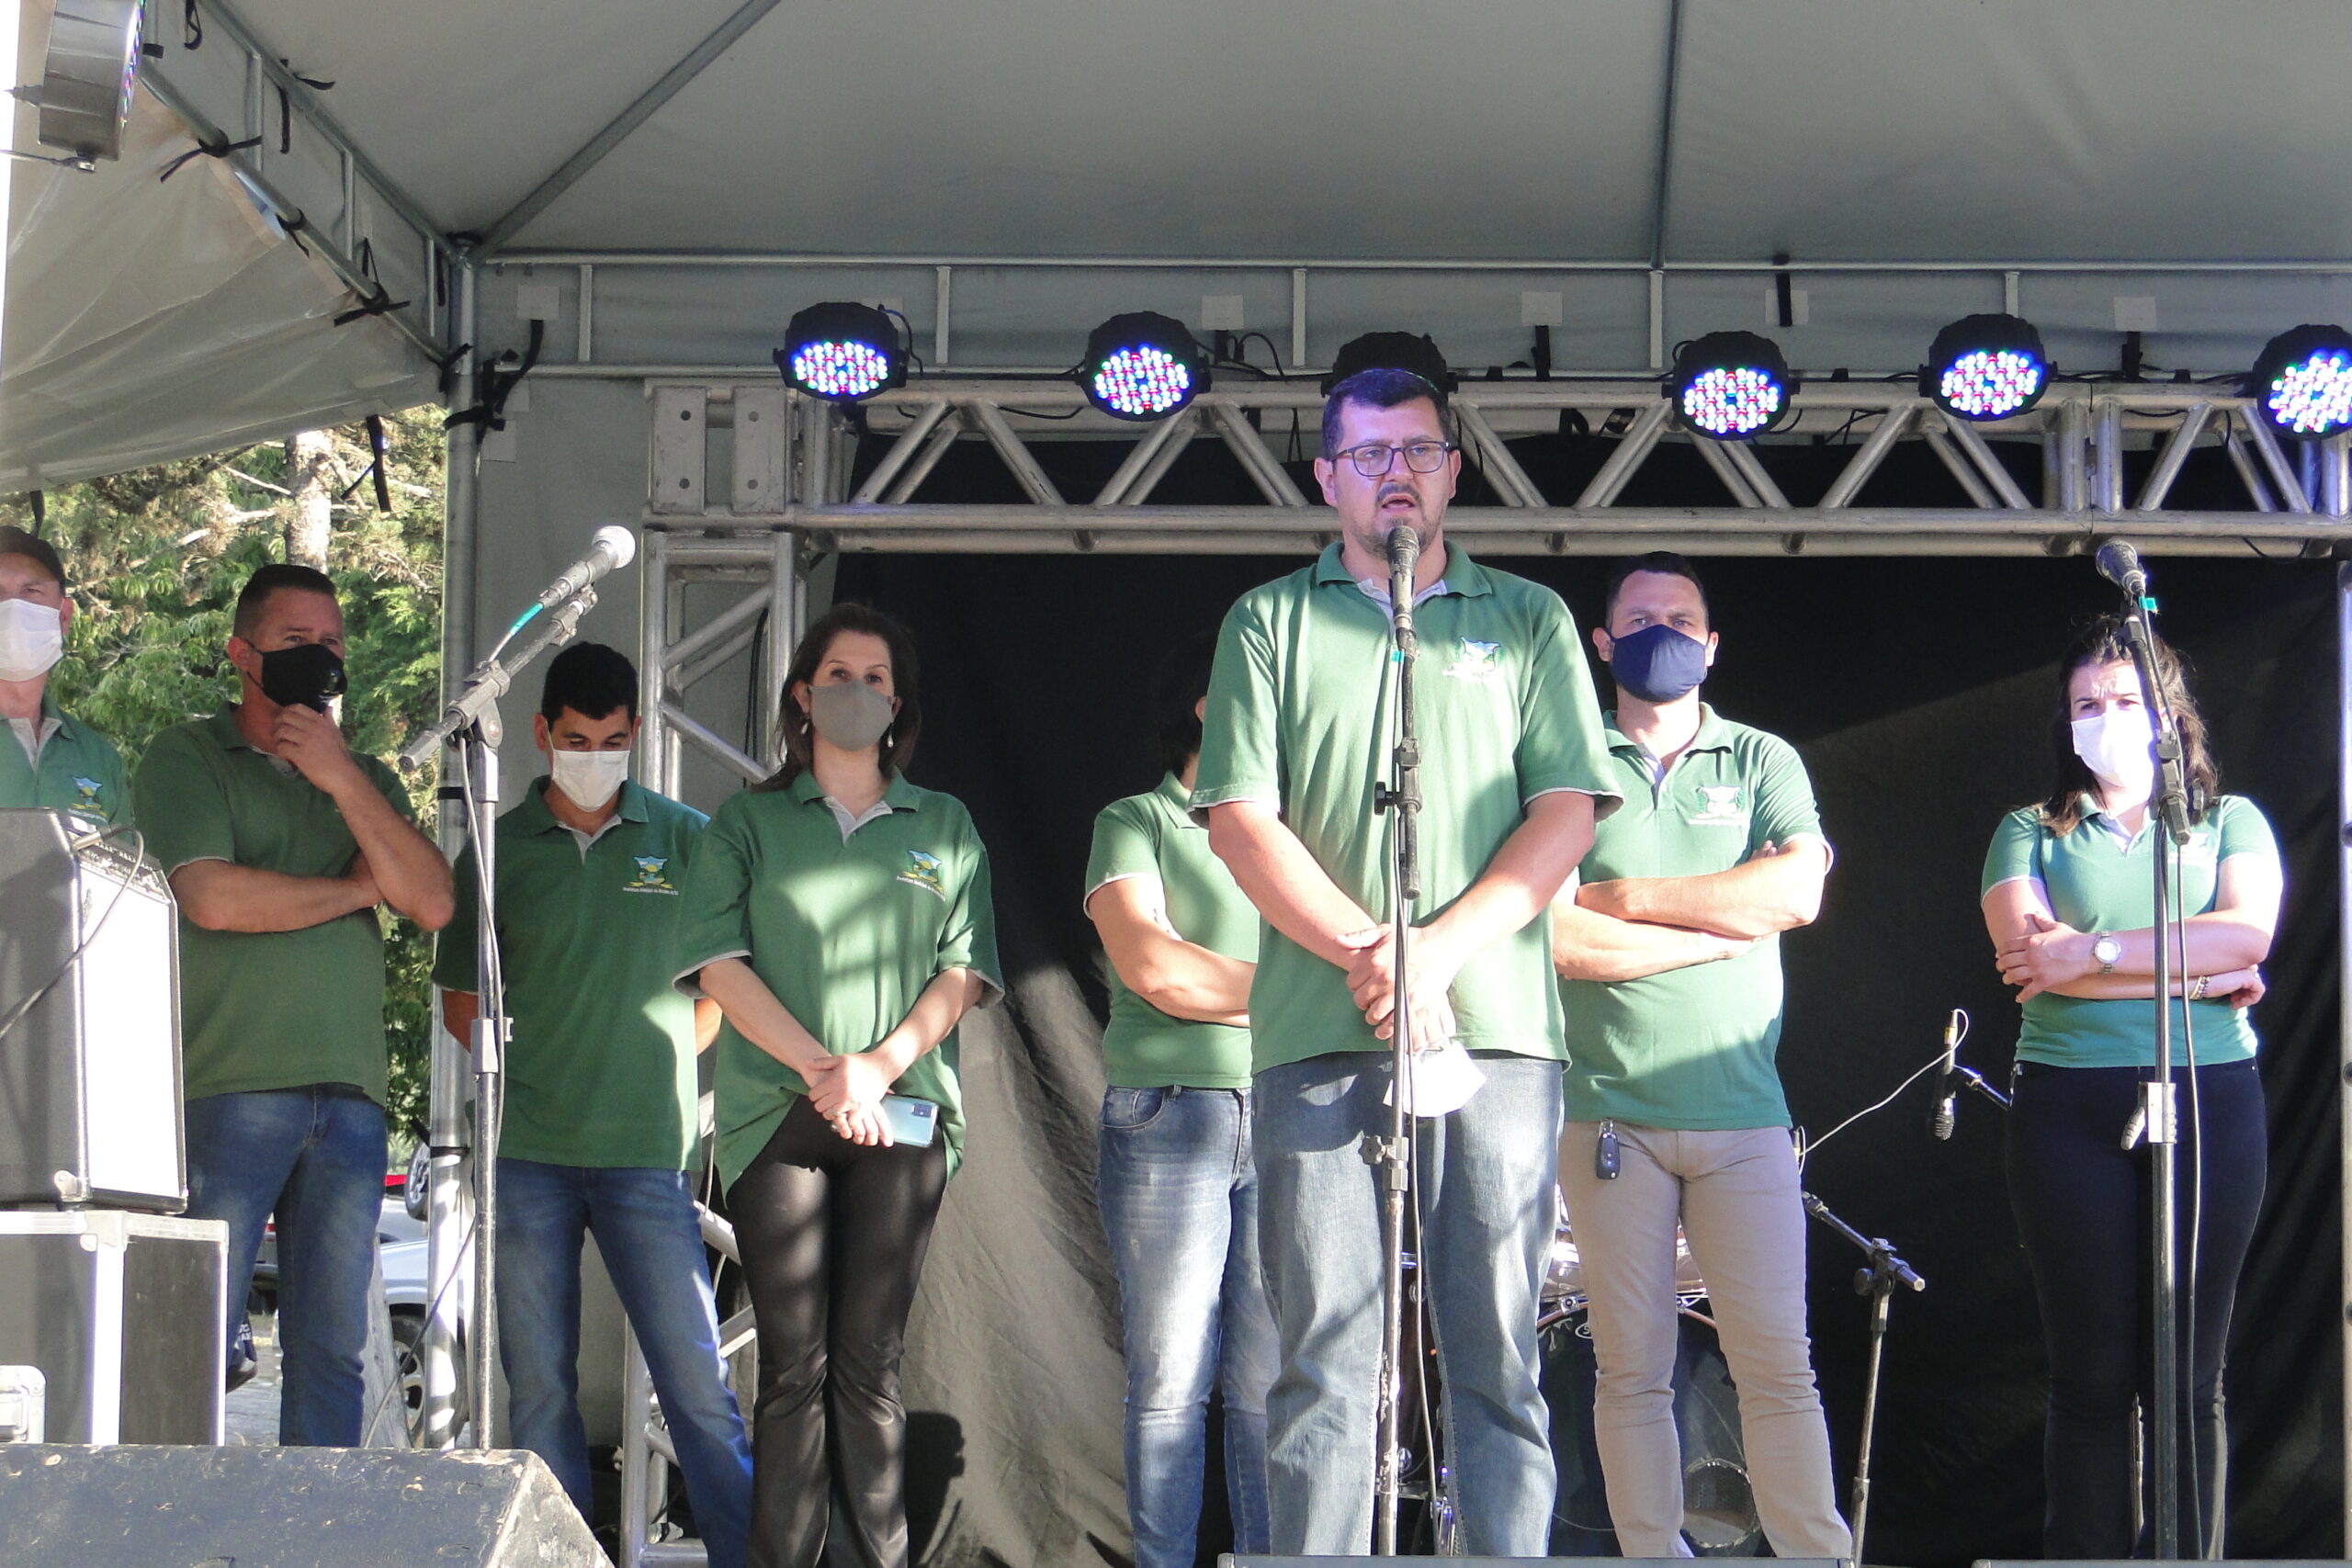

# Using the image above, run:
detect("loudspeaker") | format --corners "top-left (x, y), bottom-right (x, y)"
top-left (0, 809), bottom-right (183, 1212)
top-left (0, 1444), bottom-right (605, 1567)
top-left (0, 1209), bottom-right (224, 1443)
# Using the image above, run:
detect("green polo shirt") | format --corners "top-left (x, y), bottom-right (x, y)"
top-left (673, 772), bottom-right (1002, 1190)
top-left (1192, 543), bottom-right (1620, 1071)
top-left (1983, 795), bottom-right (2276, 1069)
top-left (433, 779), bottom-right (708, 1170)
top-left (1085, 772), bottom-right (1259, 1089)
top-left (131, 709), bottom-right (415, 1103)
top-left (1, 693), bottom-right (129, 823)
top-left (1560, 707), bottom-right (1825, 1129)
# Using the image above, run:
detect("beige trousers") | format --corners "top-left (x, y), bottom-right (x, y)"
top-left (1558, 1122), bottom-right (1852, 1561)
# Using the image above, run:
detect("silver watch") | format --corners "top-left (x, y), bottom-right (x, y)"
top-left (2091, 932), bottom-right (2122, 975)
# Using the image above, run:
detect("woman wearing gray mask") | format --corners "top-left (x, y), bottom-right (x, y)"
top-left (675, 602), bottom-right (1003, 1568)
top-left (1981, 612), bottom-right (2279, 1558)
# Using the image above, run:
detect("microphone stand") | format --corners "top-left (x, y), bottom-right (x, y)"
top-left (402, 585), bottom-right (597, 1449)
top-left (1368, 526), bottom-right (1422, 1555)
top-left (2112, 585), bottom-right (2196, 1557)
top-left (1801, 1192), bottom-right (1925, 1565)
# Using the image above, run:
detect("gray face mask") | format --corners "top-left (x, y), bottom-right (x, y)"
top-left (808, 681), bottom-right (894, 750)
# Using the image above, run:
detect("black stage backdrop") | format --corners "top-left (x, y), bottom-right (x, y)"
top-left (819, 435), bottom-right (2341, 1568)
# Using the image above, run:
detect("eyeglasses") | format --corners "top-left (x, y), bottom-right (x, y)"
top-left (1332, 440), bottom-right (1455, 478)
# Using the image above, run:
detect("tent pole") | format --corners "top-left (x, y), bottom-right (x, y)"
top-left (423, 260), bottom-right (481, 1449)
top-left (2339, 561), bottom-right (2351, 1555)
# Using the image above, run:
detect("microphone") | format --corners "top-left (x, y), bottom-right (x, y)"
top-left (533, 525), bottom-right (637, 615)
top-left (2094, 539), bottom-right (2149, 603)
top-left (1928, 1009), bottom-right (1962, 1141)
top-left (1385, 525), bottom-right (1420, 654)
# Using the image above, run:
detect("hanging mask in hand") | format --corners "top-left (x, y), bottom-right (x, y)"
top-left (1605, 623), bottom-right (1711, 704)
top-left (0, 598), bottom-right (63, 682)
top-left (257, 641), bottom-right (347, 713)
top-left (808, 681), bottom-right (894, 750)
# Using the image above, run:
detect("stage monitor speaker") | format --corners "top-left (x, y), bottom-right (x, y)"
top-left (0, 809), bottom-right (183, 1212)
top-left (0, 1209), bottom-right (225, 1443)
top-left (0, 1444), bottom-right (605, 1567)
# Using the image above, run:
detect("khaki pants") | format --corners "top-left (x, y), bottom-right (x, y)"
top-left (1558, 1122), bottom-right (1851, 1560)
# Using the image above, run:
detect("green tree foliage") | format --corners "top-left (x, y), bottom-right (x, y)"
top-left (2, 412), bottom-right (447, 1141)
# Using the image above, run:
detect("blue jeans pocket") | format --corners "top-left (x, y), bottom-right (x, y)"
top-left (1102, 1085), bottom-right (1170, 1132)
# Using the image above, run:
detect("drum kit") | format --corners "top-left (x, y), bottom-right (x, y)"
top-left (1389, 1177), bottom-right (1920, 1560)
top-left (1389, 1190), bottom-right (1764, 1558)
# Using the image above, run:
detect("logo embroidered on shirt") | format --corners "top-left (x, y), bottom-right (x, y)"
top-left (1685, 784), bottom-right (1749, 827)
top-left (1445, 639), bottom-right (1503, 682)
top-left (70, 775), bottom-right (103, 810)
top-left (898, 848), bottom-right (948, 899)
top-left (622, 855), bottom-right (679, 895)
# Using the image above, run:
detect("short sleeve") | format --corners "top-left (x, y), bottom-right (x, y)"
top-left (1981, 809), bottom-right (2044, 898)
top-left (1746, 734), bottom-right (1825, 853)
top-left (363, 755), bottom-right (417, 824)
top-left (1190, 597), bottom-right (1281, 818)
top-left (938, 812), bottom-right (1004, 1003)
top-left (131, 726), bottom-right (235, 874)
top-left (1512, 590), bottom-right (1622, 819)
top-left (433, 842), bottom-right (481, 992)
top-left (671, 794), bottom-right (759, 997)
top-left (2215, 795), bottom-right (2280, 867)
top-left (1084, 797), bottom-right (1160, 911)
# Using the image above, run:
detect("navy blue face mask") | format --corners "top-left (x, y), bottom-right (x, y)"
top-left (1605, 623), bottom-right (1710, 703)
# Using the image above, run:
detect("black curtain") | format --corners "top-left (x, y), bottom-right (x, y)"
top-left (828, 432), bottom-right (2342, 1568)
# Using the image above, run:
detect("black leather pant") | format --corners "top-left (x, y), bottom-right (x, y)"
top-left (731, 1097), bottom-right (949, 1568)
top-left (2006, 1058), bottom-right (2267, 1558)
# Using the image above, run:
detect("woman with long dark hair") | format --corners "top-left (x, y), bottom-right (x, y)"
top-left (675, 603), bottom-right (1000, 1568)
top-left (1981, 612), bottom-right (2280, 1556)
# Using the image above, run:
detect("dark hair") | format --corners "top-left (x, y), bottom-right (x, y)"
top-left (1151, 632), bottom-right (1219, 776)
top-left (0, 525), bottom-right (64, 588)
top-left (1321, 367), bottom-right (1453, 459)
top-left (232, 562), bottom-right (338, 638)
top-left (2038, 612), bottom-right (2219, 836)
top-left (539, 641), bottom-right (638, 724)
top-left (1602, 551), bottom-right (1711, 626)
top-left (757, 602), bottom-right (922, 791)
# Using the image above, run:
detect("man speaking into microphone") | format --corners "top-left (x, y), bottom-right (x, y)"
top-left (1192, 367), bottom-right (1618, 1553)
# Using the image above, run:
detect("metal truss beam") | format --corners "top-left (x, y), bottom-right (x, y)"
top-left (644, 378), bottom-right (2352, 557)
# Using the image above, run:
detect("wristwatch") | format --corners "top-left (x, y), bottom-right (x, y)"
top-left (2091, 933), bottom-right (2122, 975)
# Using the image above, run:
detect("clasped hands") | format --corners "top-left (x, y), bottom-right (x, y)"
top-left (1996, 912), bottom-right (2263, 1007)
top-left (804, 1044), bottom-right (907, 1146)
top-left (1339, 924), bottom-right (1464, 1054)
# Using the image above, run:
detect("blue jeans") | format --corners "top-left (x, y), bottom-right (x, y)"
top-left (497, 1159), bottom-right (754, 1568)
top-left (1096, 1086), bottom-right (1277, 1568)
top-left (184, 1086), bottom-right (386, 1446)
top-left (1253, 1053), bottom-right (1562, 1556)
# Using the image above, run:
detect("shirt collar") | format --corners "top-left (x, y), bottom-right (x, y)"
top-left (1603, 703), bottom-right (1730, 757)
top-left (1154, 770), bottom-right (1200, 819)
top-left (520, 775), bottom-right (651, 835)
top-left (205, 707), bottom-right (259, 753)
top-left (1311, 540), bottom-right (1494, 599)
top-left (787, 770), bottom-right (922, 811)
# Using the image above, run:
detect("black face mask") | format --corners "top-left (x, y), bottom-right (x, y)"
top-left (256, 642), bottom-right (347, 712)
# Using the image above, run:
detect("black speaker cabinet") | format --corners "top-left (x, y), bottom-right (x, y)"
top-left (0, 1445), bottom-right (604, 1567)
top-left (0, 808), bottom-right (183, 1212)
top-left (0, 1209), bottom-right (224, 1443)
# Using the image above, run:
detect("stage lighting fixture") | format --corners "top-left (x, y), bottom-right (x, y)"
top-left (1668, 332), bottom-right (1794, 440)
top-left (1078, 313), bottom-right (1209, 420)
top-left (1320, 332), bottom-right (1457, 397)
top-left (1923, 314), bottom-right (2049, 421)
top-left (37, 0), bottom-right (145, 163)
top-left (775, 302), bottom-right (906, 402)
top-left (2246, 324), bottom-right (2352, 439)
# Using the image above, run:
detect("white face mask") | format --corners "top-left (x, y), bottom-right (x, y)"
top-left (0, 598), bottom-right (63, 682)
top-left (2071, 708), bottom-right (2156, 797)
top-left (548, 747), bottom-right (630, 811)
